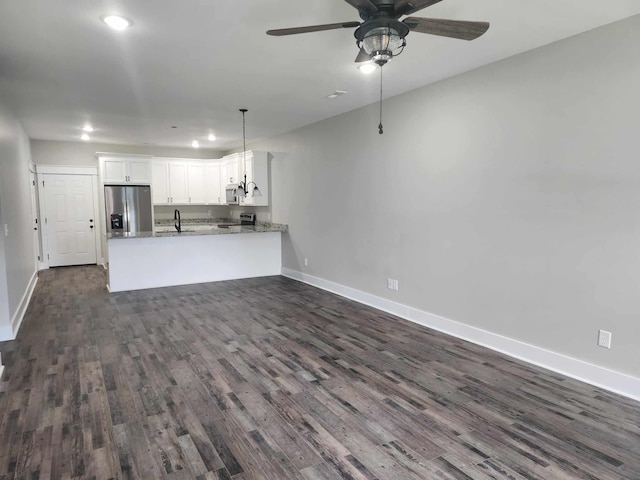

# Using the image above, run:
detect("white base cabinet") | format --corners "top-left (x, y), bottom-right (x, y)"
top-left (107, 232), bottom-right (282, 292)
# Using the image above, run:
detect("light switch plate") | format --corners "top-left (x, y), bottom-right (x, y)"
top-left (3, 224), bottom-right (8, 237)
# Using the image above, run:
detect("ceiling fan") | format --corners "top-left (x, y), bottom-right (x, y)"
top-left (266, 0), bottom-right (490, 66)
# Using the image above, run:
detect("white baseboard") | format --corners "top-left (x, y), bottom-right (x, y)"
top-left (10, 269), bottom-right (38, 338)
top-left (282, 268), bottom-right (640, 402)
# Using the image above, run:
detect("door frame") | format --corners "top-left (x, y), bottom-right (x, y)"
top-left (36, 165), bottom-right (101, 269)
top-left (28, 164), bottom-right (41, 268)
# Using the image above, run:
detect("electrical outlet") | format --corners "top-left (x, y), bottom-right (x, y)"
top-left (304, 258), bottom-right (308, 267)
top-left (598, 329), bottom-right (612, 349)
top-left (387, 278), bottom-right (399, 291)
top-left (207, 210), bottom-right (212, 217)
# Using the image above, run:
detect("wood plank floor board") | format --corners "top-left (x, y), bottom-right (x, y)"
top-left (1, 265), bottom-right (639, 479)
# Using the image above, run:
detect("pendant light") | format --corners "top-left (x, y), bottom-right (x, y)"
top-left (236, 109), bottom-right (262, 198)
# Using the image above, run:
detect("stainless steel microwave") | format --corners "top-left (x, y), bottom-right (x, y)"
top-left (225, 184), bottom-right (239, 204)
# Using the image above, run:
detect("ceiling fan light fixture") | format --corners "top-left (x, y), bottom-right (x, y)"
top-left (362, 27), bottom-right (403, 55)
top-left (358, 62), bottom-right (377, 74)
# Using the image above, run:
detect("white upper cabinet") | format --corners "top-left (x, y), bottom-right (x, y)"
top-left (187, 163), bottom-right (205, 204)
top-left (150, 158), bottom-right (225, 205)
top-left (168, 162), bottom-right (188, 204)
top-left (101, 155), bottom-right (151, 184)
top-left (103, 158), bottom-right (126, 183)
top-left (204, 163), bottom-right (222, 205)
top-left (222, 153), bottom-right (239, 184)
top-left (128, 159), bottom-right (151, 183)
top-left (239, 151), bottom-right (269, 206)
top-left (151, 162), bottom-right (170, 204)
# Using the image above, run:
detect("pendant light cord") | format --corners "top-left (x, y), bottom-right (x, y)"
top-left (242, 109), bottom-right (247, 154)
top-left (378, 66), bottom-right (384, 135)
top-left (240, 108), bottom-right (248, 193)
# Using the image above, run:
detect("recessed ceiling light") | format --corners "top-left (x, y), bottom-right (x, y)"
top-left (192, 140), bottom-right (200, 148)
top-left (208, 134), bottom-right (216, 142)
top-left (81, 133), bottom-right (90, 141)
top-left (327, 90), bottom-right (347, 99)
top-left (102, 15), bottom-right (132, 31)
top-left (358, 63), bottom-right (377, 74)
top-left (82, 124), bottom-right (94, 132)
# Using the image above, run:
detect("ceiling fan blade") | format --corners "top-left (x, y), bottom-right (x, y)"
top-left (343, 0), bottom-right (378, 16)
top-left (403, 17), bottom-right (490, 40)
top-left (267, 21), bottom-right (360, 36)
top-left (394, 0), bottom-right (443, 16)
top-left (355, 48), bottom-right (370, 63)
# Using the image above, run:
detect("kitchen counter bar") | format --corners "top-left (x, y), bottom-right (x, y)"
top-left (108, 222), bottom-right (287, 239)
top-left (106, 223), bottom-right (286, 292)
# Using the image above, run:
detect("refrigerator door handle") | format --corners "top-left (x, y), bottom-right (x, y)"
top-left (124, 198), bottom-right (130, 232)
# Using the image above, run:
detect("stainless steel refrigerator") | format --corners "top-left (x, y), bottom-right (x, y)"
top-left (104, 185), bottom-right (153, 236)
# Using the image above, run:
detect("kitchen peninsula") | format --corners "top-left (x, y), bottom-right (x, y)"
top-left (106, 220), bottom-right (287, 292)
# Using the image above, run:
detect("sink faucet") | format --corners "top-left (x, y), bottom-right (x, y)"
top-left (174, 209), bottom-right (181, 233)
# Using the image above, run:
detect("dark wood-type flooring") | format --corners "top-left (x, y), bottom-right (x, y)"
top-left (1, 266), bottom-right (639, 479)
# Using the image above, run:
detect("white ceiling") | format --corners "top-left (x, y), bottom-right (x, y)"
top-left (1, 1), bottom-right (639, 151)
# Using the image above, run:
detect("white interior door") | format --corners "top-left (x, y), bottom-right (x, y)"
top-left (43, 174), bottom-right (97, 266)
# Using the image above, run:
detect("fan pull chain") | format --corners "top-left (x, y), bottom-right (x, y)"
top-left (378, 65), bottom-right (384, 135)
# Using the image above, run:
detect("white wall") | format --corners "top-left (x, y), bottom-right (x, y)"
top-left (31, 140), bottom-right (223, 166)
top-left (249, 16), bottom-right (640, 379)
top-left (0, 97), bottom-right (36, 340)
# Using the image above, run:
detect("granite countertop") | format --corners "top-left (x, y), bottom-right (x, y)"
top-left (107, 219), bottom-right (287, 240)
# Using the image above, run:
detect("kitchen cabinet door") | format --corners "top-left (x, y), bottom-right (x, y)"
top-left (151, 162), bottom-right (170, 204)
top-left (187, 163), bottom-right (205, 204)
top-left (204, 163), bottom-right (222, 204)
top-left (103, 158), bottom-right (127, 183)
top-left (168, 163), bottom-right (188, 204)
top-left (222, 153), bottom-right (239, 184)
top-left (102, 157), bottom-right (151, 184)
top-left (128, 160), bottom-right (151, 183)
top-left (240, 151), bottom-right (268, 206)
